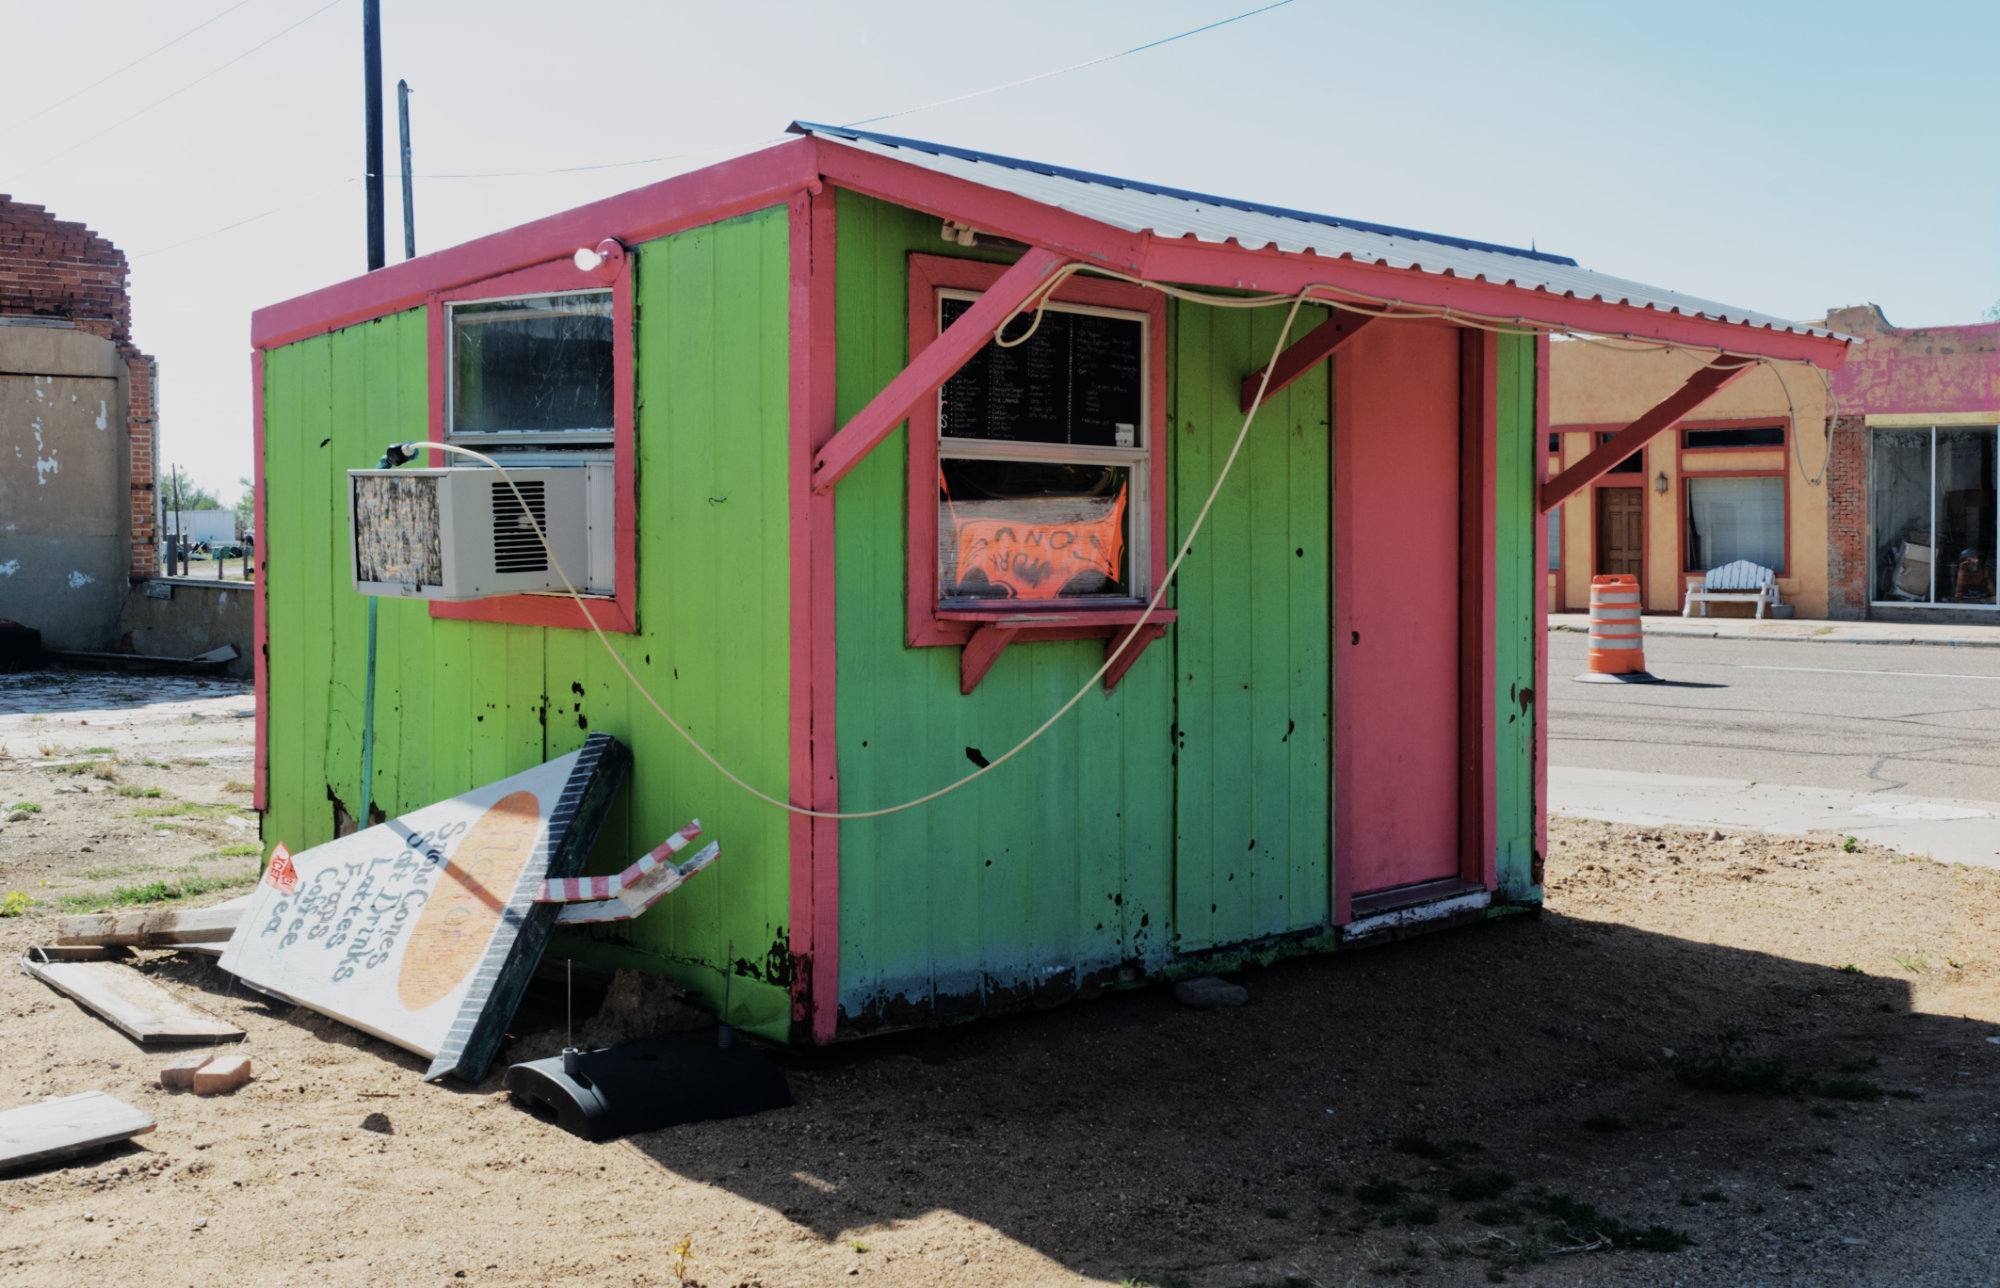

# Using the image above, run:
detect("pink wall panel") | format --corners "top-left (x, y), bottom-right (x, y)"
top-left (1335, 321), bottom-right (1463, 897)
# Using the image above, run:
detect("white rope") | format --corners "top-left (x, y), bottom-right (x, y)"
top-left (398, 294), bottom-right (1308, 820)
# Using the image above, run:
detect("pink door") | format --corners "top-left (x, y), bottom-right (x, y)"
top-left (1334, 321), bottom-right (1462, 902)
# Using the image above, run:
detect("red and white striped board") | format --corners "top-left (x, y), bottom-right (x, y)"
top-left (553, 839), bottom-right (721, 925)
top-left (537, 819), bottom-right (700, 904)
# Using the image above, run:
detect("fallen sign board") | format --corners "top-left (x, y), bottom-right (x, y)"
top-left (0, 1092), bottom-right (155, 1173)
top-left (219, 733), bottom-right (630, 1083)
top-left (20, 949), bottom-right (242, 1043)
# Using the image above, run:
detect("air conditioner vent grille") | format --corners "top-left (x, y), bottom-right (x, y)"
top-left (492, 481), bottom-right (550, 573)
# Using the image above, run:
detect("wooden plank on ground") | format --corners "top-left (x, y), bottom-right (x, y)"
top-left (0, 1092), bottom-right (155, 1173)
top-left (20, 953), bottom-right (242, 1042)
top-left (55, 895), bottom-right (252, 947)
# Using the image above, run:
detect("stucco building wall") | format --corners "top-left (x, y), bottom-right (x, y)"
top-left (1548, 339), bottom-right (1831, 617)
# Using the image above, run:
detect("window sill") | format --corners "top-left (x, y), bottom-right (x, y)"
top-left (936, 605), bottom-right (1176, 627)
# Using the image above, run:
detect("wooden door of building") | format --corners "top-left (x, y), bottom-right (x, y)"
top-left (1333, 321), bottom-right (1463, 902)
top-left (1595, 488), bottom-right (1643, 579)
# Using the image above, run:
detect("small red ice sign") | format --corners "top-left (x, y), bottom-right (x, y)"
top-left (263, 842), bottom-right (298, 895)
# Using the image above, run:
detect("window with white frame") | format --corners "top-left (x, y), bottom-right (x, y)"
top-left (448, 290), bottom-right (613, 450)
top-left (934, 292), bottom-right (1149, 605)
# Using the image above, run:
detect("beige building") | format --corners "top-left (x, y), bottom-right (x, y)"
top-left (1548, 338), bottom-right (1830, 617)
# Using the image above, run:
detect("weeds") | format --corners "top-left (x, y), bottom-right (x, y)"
top-left (1523, 1189), bottom-right (1693, 1252)
top-left (116, 786), bottom-right (164, 799)
top-left (56, 873), bottom-right (254, 912)
top-left (78, 864), bottom-right (156, 882)
top-left (1836, 963), bottom-right (1863, 975)
top-left (82, 746), bottom-right (113, 755)
top-left (1842, 835), bottom-right (1859, 853)
top-left (211, 843), bottom-right (263, 857)
top-left (0, 891), bottom-right (34, 917)
top-left (130, 802), bottom-right (230, 819)
top-left (669, 1234), bottom-right (695, 1286)
top-left (7, 802), bottom-right (41, 813)
top-left (1892, 949), bottom-right (1931, 973)
top-left (223, 780), bottom-right (254, 794)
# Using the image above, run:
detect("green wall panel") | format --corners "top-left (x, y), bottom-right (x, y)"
top-left (1493, 331), bottom-right (1540, 899)
top-left (1169, 301), bottom-right (1332, 952)
top-left (259, 207), bottom-right (796, 1041)
top-left (829, 196), bottom-right (1335, 1025)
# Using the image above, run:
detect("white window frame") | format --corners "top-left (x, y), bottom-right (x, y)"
top-left (445, 287), bottom-right (616, 453)
top-left (934, 288), bottom-right (1153, 608)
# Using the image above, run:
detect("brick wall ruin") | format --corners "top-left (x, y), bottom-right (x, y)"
top-left (0, 195), bottom-right (157, 580)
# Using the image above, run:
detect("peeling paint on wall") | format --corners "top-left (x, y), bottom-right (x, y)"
top-left (35, 451), bottom-right (59, 485)
top-left (67, 570), bottom-right (95, 589)
top-left (0, 560), bottom-right (18, 576)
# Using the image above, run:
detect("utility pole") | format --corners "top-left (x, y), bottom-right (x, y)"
top-left (363, 0), bottom-right (385, 272)
top-left (397, 79), bottom-right (416, 260)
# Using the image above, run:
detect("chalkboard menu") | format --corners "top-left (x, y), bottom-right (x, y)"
top-left (937, 295), bottom-right (1144, 448)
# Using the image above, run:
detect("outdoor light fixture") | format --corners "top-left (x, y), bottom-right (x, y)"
top-left (573, 238), bottom-right (626, 277)
top-left (1653, 470), bottom-right (1670, 495)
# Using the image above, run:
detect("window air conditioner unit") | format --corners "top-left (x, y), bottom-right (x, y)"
top-left (349, 466), bottom-right (588, 601)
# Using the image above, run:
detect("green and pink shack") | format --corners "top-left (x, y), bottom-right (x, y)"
top-left (249, 123), bottom-right (1850, 1045)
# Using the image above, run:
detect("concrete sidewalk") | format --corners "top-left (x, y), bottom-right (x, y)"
top-left (1550, 611), bottom-right (2000, 649)
top-left (1551, 765), bottom-right (2000, 869)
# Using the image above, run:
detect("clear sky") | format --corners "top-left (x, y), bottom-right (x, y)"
top-left (2, 0), bottom-right (1995, 502)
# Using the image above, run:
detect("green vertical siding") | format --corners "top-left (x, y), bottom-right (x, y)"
top-left (830, 196), bottom-right (1335, 1026)
top-left (259, 207), bottom-right (797, 1041)
top-left (1169, 301), bottom-right (1332, 951)
top-left (831, 197), bottom-right (1176, 1025)
top-left (1493, 331), bottom-right (1539, 899)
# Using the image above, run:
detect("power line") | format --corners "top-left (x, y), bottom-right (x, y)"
top-left (402, 0), bottom-right (1302, 182)
top-left (7, 0), bottom-right (345, 183)
top-left (846, 0), bottom-right (1299, 128)
top-left (0, 0), bottom-right (262, 140)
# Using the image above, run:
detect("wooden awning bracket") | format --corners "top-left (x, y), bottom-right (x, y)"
top-left (813, 247), bottom-right (1071, 494)
top-left (1539, 354), bottom-right (1757, 513)
top-left (957, 619), bottom-right (1170, 695)
top-left (1240, 309), bottom-right (1377, 413)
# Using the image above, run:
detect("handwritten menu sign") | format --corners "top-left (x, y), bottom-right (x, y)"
top-left (937, 296), bottom-right (1144, 447)
top-left (219, 735), bottom-right (629, 1082)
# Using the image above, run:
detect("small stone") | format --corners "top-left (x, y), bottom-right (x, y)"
top-left (1173, 976), bottom-right (1248, 1009)
top-left (192, 1217), bottom-right (208, 1230)
top-left (4, 809), bottom-right (28, 822)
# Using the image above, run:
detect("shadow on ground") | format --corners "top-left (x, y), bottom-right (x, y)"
top-left (567, 911), bottom-right (2000, 1285)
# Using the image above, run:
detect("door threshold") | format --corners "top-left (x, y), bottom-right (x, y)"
top-left (1344, 878), bottom-right (1491, 941)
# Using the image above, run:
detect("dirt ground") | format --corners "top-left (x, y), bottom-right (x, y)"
top-left (4, 671), bottom-right (2000, 1287)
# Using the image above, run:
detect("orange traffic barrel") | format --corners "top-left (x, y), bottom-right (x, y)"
top-left (1575, 574), bottom-right (1660, 684)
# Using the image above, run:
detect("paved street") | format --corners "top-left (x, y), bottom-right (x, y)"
top-left (1548, 631), bottom-right (2000, 865)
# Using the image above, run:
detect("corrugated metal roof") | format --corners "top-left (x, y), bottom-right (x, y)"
top-left (793, 122), bottom-right (1837, 341)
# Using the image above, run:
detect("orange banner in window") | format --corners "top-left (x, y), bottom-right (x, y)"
top-left (951, 488), bottom-right (1127, 600)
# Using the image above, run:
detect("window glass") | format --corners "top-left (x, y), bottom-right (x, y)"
top-left (934, 290), bottom-right (1148, 607)
top-left (938, 297), bottom-right (1143, 448)
top-left (939, 459), bottom-right (1130, 601)
top-left (451, 291), bottom-right (613, 440)
top-left (1686, 476), bottom-right (1783, 573)
top-left (1547, 508), bottom-right (1561, 571)
top-left (1598, 433), bottom-right (1643, 473)
top-left (1684, 425), bottom-right (1785, 449)
top-left (1936, 427), bottom-right (1997, 605)
top-left (1873, 430), bottom-right (1937, 601)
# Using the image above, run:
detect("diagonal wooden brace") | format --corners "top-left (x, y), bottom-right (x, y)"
top-left (812, 247), bottom-right (1071, 494)
top-left (1539, 354), bottom-right (1758, 513)
top-left (1240, 309), bottom-right (1377, 412)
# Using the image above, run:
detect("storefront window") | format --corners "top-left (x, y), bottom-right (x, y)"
top-left (1873, 426), bottom-right (1997, 606)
